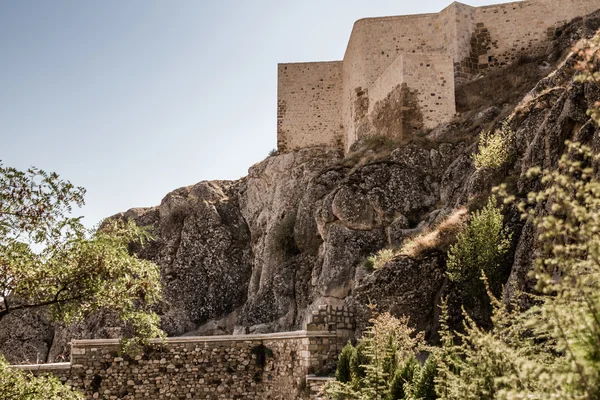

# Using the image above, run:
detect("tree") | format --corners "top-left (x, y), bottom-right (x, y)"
top-left (325, 311), bottom-right (425, 400)
top-left (0, 163), bottom-right (164, 398)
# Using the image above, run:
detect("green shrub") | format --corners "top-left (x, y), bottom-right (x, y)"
top-left (472, 121), bottom-right (516, 170)
top-left (325, 313), bottom-right (425, 399)
top-left (337, 342), bottom-right (356, 383)
top-left (446, 195), bottom-right (511, 292)
top-left (437, 141), bottom-right (600, 400)
top-left (351, 341), bottom-right (369, 384)
top-left (411, 355), bottom-right (437, 400)
top-left (0, 355), bottom-right (83, 399)
top-left (389, 355), bottom-right (420, 400)
top-left (367, 248), bottom-right (396, 270)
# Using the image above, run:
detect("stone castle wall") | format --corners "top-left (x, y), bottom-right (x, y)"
top-left (368, 54), bottom-right (456, 137)
top-left (457, 0), bottom-right (600, 78)
top-left (14, 306), bottom-right (355, 400)
top-left (277, 0), bottom-right (600, 153)
top-left (277, 62), bottom-right (343, 152)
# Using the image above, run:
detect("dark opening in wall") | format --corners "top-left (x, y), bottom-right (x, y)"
top-left (91, 374), bottom-right (103, 393)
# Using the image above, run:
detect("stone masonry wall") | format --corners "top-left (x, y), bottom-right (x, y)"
top-left (472, 0), bottom-right (600, 73)
top-left (277, 0), bottom-right (600, 153)
top-left (341, 9), bottom-right (456, 149)
top-left (14, 306), bottom-right (355, 400)
top-left (368, 53), bottom-right (456, 138)
top-left (277, 61), bottom-right (343, 152)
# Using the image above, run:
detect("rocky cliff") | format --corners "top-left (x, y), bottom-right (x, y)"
top-left (2, 11), bottom-right (600, 364)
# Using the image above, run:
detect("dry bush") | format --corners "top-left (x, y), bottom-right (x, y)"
top-left (400, 208), bottom-right (468, 258)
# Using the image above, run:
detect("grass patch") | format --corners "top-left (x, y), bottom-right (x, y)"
top-left (364, 248), bottom-right (396, 271)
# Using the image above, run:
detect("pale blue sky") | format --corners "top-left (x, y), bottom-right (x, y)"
top-left (0, 0), bottom-right (513, 226)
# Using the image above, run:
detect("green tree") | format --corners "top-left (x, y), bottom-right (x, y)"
top-left (337, 342), bottom-right (357, 383)
top-left (326, 312), bottom-right (425, 400)
top-left (388, 355), bottom-right (420, 400)
top-left (411, 355), bottom-right (437, 400)
top-left (0, 163), bottom-right (164, 398)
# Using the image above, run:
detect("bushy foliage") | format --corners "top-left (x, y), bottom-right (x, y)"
top-left (411, 355), bottom-right (437, 400)
top-left (446, 196), bottom-right (511, 294)
top-left (437, 141), bottom-right (600, 400)
top-left (0, 355), bottom-right (83, 400)
top-left (337, 342), bottom-right (356, 383)
top-left (472, 121), bottom-right (517, 171)
top-left (389, 355), bottom-right (420, 400)
top-left (326, 312), bottom-right (426, 400)
top-left (351, 341), bottom-right (369, 385)
top-left (365, 248), bottom-right (396, 271)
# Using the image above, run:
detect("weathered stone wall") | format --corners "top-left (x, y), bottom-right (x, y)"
top-left (277, 61), bottom-right (343, 152)
top-left (471, 0), bottom-right (600, 74)
top-left (276, 0), bottom-right (600, 153)
top-left (368, 53), bottom-right (456, 139)
top-left (14, 306), bottom-right (355, 400)
top-left (341, 8), bottom-right (457, 149)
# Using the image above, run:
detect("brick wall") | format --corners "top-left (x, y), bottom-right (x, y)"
top-left (473, 0), bottom-right (600, 72)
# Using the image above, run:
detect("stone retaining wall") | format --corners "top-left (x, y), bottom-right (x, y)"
top-left (14, 306), bottom-right (355, 399)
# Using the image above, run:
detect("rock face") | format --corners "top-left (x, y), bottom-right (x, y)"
top-left (2, 12), bottom-right (600, 364)
top-left (120, 180), bottom-right (254, 336)
top-left (347, 255), bottom-right (446, 341)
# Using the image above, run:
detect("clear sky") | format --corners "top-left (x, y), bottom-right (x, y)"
top-left (0, 0), bottom-right (514, 227)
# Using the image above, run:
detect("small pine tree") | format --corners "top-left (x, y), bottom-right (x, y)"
top-left (325, 312), bottom-right (425, 400)
top-left (411, 355), bottom-right (438, 400)
top-left (337, 342), bottom-right (356, 383)
top-left (351, 341), bottom-right (369, 389)
top-left (388, 355), bottom-right (420, 400)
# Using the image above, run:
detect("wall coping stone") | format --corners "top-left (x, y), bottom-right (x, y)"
top-left (14, 362), bottom-right (71, 371)
top-left (305, 375), bottom-right (336, 382)
top-left (70, 330), bottom-right (335, 346)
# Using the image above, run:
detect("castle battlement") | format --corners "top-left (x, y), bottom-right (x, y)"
top-left (276, 0), bottom-right (600, 153)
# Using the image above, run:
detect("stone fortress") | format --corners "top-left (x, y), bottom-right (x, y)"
top-left (276, 0), bottom-right (600, 153)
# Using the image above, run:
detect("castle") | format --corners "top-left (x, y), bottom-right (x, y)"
top-left (276, 0), bottom-right (600, 153)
